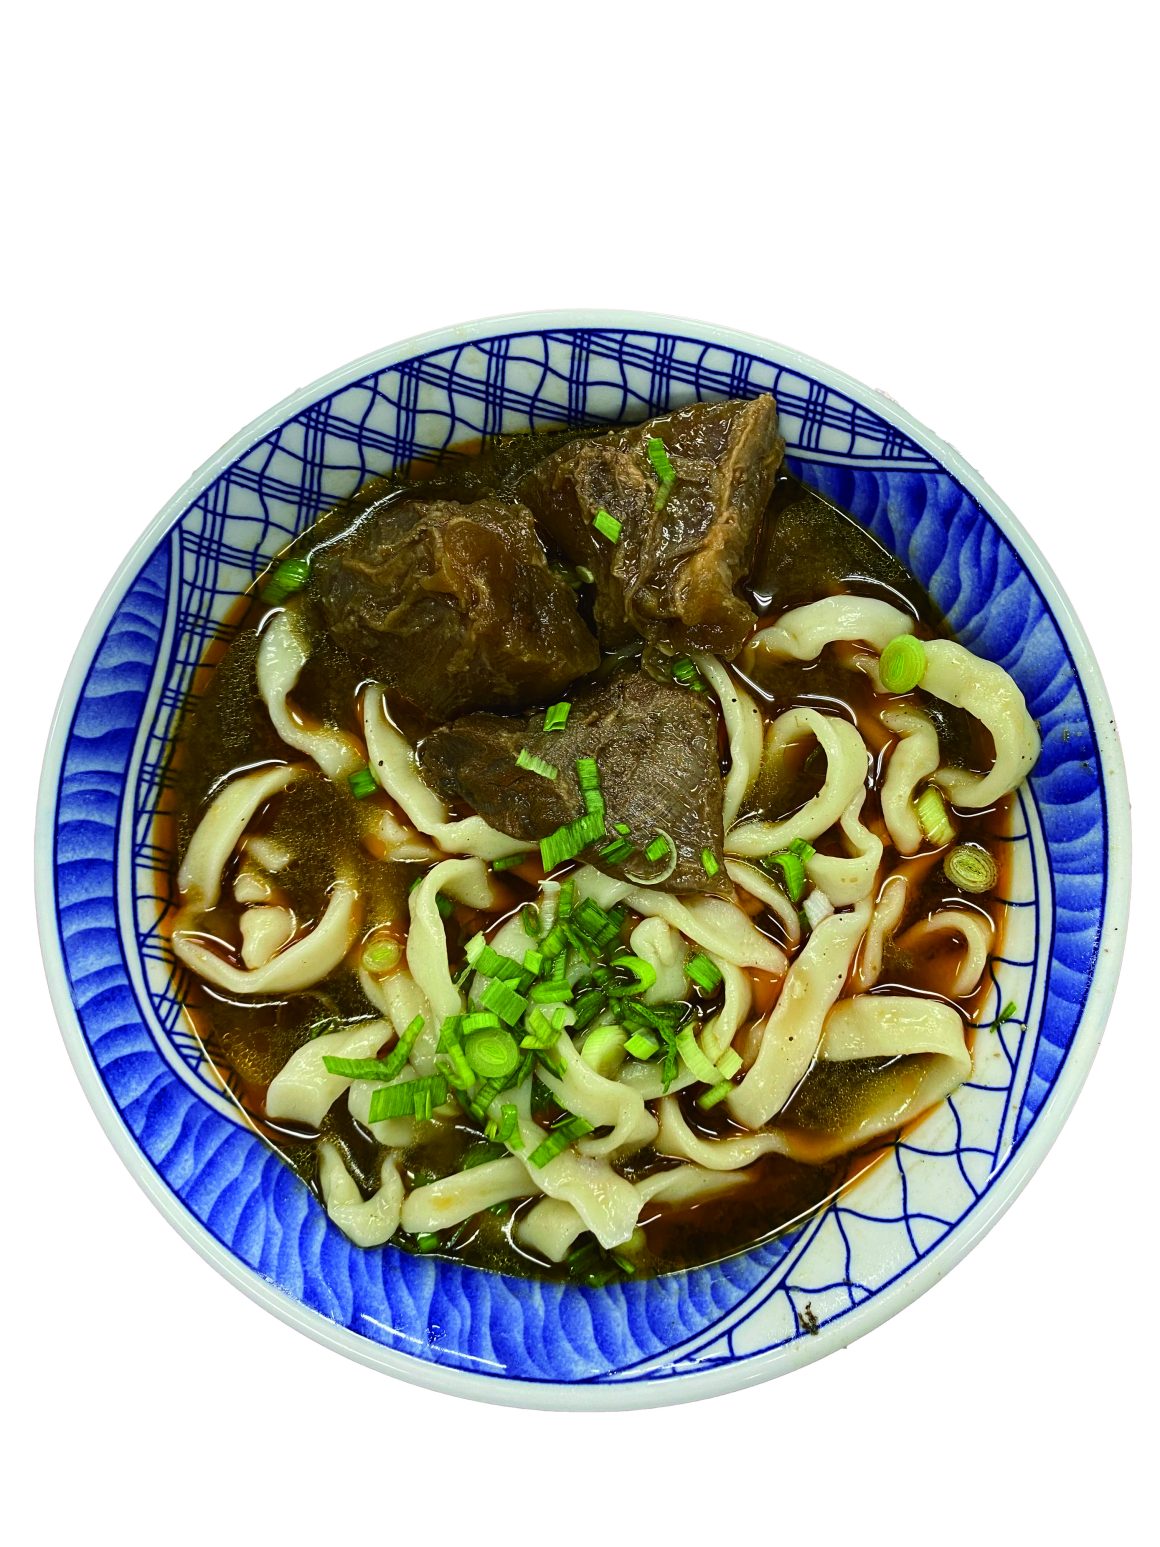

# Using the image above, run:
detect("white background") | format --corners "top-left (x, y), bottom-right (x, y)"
top-left (6, 3), bottom-right (1153, 1543)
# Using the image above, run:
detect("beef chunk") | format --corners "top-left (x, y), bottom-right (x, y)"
top-left (520, 395), bottom-right (784, 659)
top-left (419, 672), bottom-right (729, 895)
top-left (312, 495), bottom-right (600, 720)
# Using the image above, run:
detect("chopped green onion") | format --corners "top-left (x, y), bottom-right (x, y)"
top-left (701, 848), bottom-right (719, 877)
top-left (520, 1006), bottom-right (562, 1051)
top-left (669, 654), bottom-right (704, 689)
top-left (623, 1031), bottom-right (661, 1060)
top-left (516, 747), bottom-right (558, 780)
top-left (593, 507), bottom-right (622, 543)
top-left (576, 565), bottom-right (595, 583)
top-left (543, 702), bottom-right (571, 733)
top-left (763, 849), bottom-right (808, 903)
top-left (528, 1114), bottom-right (593, 1167)
top-left (614, 822), bottom-right (631, 836)
top-left (441, 1041), bottom-right (475, 1090)
top-left (262, 556), bottom-right (311, 605)
top-left (571, 988), bottom-right (608, 1030)
top-left (575, 898), bottom-right (624, 947)
top-left (599, 837), bottom-right (635, 864)
top-left (644, 833), bottom-right (671, 863)
top-left (996, 1000), bottom-right (1023, 1030)
top-left (307, 1014), bottom-right (343, 1039)
top-left (465, 1027), bottom-right (520, 1081)
top-left (686, 953), bottom-right (724, 993)
top-left (581, 1024), bottom-right (628, 1078)
top-left (480, 977), bottom-right (528, 1026)
top-left (609, 953), bottom-right (657, 996)
top-left (675, 1026), bottom-right (721, 1085)
top-left (802, 888), bottom-right (834, 930)
top-left (943, 844), bottom-right (998, 893)
top-left (697, 1081), bottom-right (734, 1110)
top-left (321, 1055), bottom-right (398, 1080)
top-left (540, 810), bottom-right (603, 871)
top-left (521, 904), bottom-right (540, 937)
top-left (435, 892), bottom-right (455, 919)
top-left (347, 766), bottom-right (377, 799)
top-left (715, 1048), bottom-right (743, 1079)
top-left (361, 937), bottom-right (401, 975)
top-left (492, 851), bottom-right (533, 871)
top-left (523, 948), bottom-right (544, 976)
top-left (576, 757), bottom-right (601, 791)
top-left (879, 633), bottom-right (926, 694)
top-left (646, 437), bottom-right (677, 509)
top-left (916, 786), bottom-right (956, 846)
top-left (464, 1141), bottom-right (506, 1168)
top-left (558, 881), bottom-right (576, 919)
top-left (464, 934), bottom-right (525, 981)
top-left (539, 922), bottom-right (566, 957)
top-left (789, 837), bottom-right (816, 862)
top-left (462, 1011), bottom-right (502, 1033)
top-left (499, 1104), bottom-right (523, 1148)
top-left (414, 1233), bottom-right (441, 1253)
top-left (367, 1072), bottom-right (447, 1122)
top-left (529, 977), bottom-right (573, 1003)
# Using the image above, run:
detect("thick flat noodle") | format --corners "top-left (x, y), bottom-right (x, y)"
top-left (628, 916), bottom-right (687, 1005)
top-left (406, 858), bottom-right (495, 1071)
top-left (851, 873), bottom-right (909, 992)
top-left (177, 762), bottom-right (299, 909)
top-left (318, 1145), bottom-right (404, 1248)
top-left (748, 596), bottom-right (916, 662)
top-left (266, 1019), bottom-right (392, 1127)
top-left (695, 652), bottom-right (762, 827)
top-left (897, 907), bottom-right (993, 997)
top-left (516, 1165), bottom-right (749, 1263)
top-left (725, 859), bottom-right (802, 948)
top-left (400, 1157), bottom-right (539, 1234)
top-left (658, 1097), bottom-right (794, 1169)
top-left (728, 901), bottom-right (871, 1129)
top-left (420, 671), bottom-right (728, 895)
top-left (725, 708), bottom-right (870, 858)
top-left (805, 790), bottom-right (884, 906)
top-left (920, 640), bottom-right (1041, 807)
top-left (362, 688), bottom-right (527, 861)
top-left (538, 1033), bottom-right (658, 1160)
top-left (879, 705), bottom-right (940, 854)
top-left (312, 495), bottom-right (600, 719)
top-left (256, 608), bottom-right (366, 779)
top-left (238, 905), bottom-right (295, 968)
top-left (575, 866), bottom-right (786, 975)
top-left (520, 396), bottom-right (784, 657)
top-left (172, 875), bottom-right (360, 996)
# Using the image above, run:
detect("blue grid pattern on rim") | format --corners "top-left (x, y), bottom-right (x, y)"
top-left (50, 326), bottom-right (1107, 1392)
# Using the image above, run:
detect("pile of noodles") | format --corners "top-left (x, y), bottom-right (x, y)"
top-left (171, 595), bottom-right (1039, 1253)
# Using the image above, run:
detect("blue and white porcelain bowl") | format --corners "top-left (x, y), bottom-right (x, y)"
top-left (37, 312), bottom-right (1129, 1408)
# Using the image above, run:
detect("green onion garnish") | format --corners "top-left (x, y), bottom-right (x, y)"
top-left (523, 948), bottom-right (544, 976)
top-left (715, 1048), bottom-right (742, 1079)
top-left (462, 1011), bottom-right (502, 1033)
top-left (593, 507), bottom-right (622, 543)
top-left (516, 747), bottom-right (558, 780)
top-left (262, 556), bottom-right (311, 605)
top-left (789, 837), bottom-right (817, 862)
top-left (646, 437), bottom-right (677, 510)
top-left (543, 702), bottom-right (571, 733)
top-left (580, 1024), bottom-right (627, 1078)
top-left (623, 1031), bottom-right (661, 1060)
top-left (528, 1114), bottom-right (594, 1167)
top-left (367, 1072), bottom-right (447, 1123)
top-left (609, 953), bottom-right (657, 996)
top-left (329, 1014), bottom-right (425, 1086)
top-left (644, 833), bottom-right (673, 864)
top-left (348, 766), bottom-right (377, 799)
top-left (697, 1080), bottom-right (734, 1110)
top-left (361, 937), bottom-right (401, 975)
top-left (521, 904), bottom-right (540, 938)
top-left (599, 837), bottom-right (635, 864)
top-left (675, 1026), bottom-right (721, 1085)
top-left (499, 1103), bottom-right (523, 1148)
top-left (995, 1001), bottom-right (1023, 1031)
top-left (435, 893), bottom-right (455, 919)
top-left (763, 849), bottom-right (808, 903)
top-left (415, 1233), bottom-right (441, 1253)
top-left (701, 848), bottom-right (719, 877)
top-left (464, 1027), bottom-right (520, 1081)
top-left (540, 810), bottom-right (603, 871)
top-left (480, 977), bottom-right (528, 1026)
top-left (492, 851), bottom-right (533, 871)
top-left (879, 633), bottom-right (926, 694)
top-left (614, 822), bottom-right (631, 836)
top-left (464, 934), bottom-right (526, 981)
top-left (916, 786), bottom-right (956, 846)
top-left (686, 953), bottom-right (723, 994)
top-left (529, 977), bottom-right (573, 1003)
top-left (943, 843), bottom-right (998, 893)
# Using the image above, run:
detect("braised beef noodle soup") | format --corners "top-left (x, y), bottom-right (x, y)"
top-left (165, 397), bottom-right (1039, 1285)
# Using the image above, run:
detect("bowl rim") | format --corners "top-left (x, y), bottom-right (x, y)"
top-left (35, 308), bottom-right (1131, 1408)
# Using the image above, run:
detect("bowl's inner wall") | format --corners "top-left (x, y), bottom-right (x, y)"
top-left (50, 327), bottom-right (1107, 1389)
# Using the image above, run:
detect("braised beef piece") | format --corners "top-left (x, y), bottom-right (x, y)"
top-left (311, 495), bottom-right (600, 720)
top-left (419, 671), bottom-right (729, 896)
top-left (519, 395), bottom-right (784, 659)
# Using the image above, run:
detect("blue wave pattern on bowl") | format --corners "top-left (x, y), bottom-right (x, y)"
top-left (51, 328), bottom-right (1107, 1388)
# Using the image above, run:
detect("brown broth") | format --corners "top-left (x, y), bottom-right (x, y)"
top-left (162, 442), bottom-right (1014, 1285)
